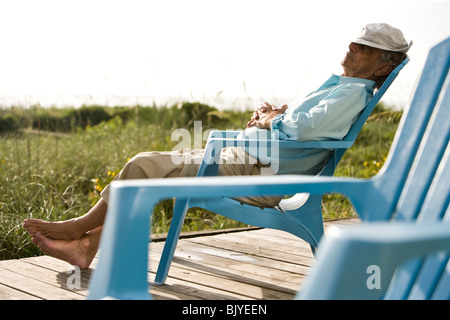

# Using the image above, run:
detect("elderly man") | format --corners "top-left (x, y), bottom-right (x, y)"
top-left (23, 23), bottom-right (411, 269)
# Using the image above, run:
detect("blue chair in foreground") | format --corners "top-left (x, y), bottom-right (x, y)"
top-left (87, 38), bottom-right (448, 300)
top-left (153, 57), bottom-right (409, 285)
top-left (299, 38), bottom-right (450, 299)
top-left (300, 117), bottom-right (449, 299)
top-left (299, 221), bottom-right (450, 299)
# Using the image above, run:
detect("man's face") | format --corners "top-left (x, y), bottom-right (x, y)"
top-left (341, 42), bottom-right (385, 79)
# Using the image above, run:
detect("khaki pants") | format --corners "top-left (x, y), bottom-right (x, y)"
top-left (100, 147), bottom-right (282, 208)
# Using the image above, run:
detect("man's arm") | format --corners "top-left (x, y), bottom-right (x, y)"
top-left (271, 85), bottom-right (369, 140)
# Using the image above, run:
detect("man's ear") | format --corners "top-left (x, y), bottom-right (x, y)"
top-left (375, 62), bottom-right (393, 77)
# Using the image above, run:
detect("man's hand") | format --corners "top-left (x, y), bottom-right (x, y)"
top-left (247, 102), bottom-right (287, 129)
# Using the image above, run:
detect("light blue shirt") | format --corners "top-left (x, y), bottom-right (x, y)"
top-left (238, 75), bottom-right (376, 175)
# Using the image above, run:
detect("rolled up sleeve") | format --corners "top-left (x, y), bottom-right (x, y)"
top-left (271, 84), bottom-right (370, 141)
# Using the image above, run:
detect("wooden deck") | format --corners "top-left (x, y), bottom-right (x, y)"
top-left (0, 218), bottom-right (359, 300)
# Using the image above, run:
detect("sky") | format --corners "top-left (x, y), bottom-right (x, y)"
top-left (0, 0), bottom-right (449, 110)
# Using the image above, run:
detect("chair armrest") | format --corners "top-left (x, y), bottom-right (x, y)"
top-left (199, 130), bottom-right (352, 176)
top-left (299, 222), bottom-right (450, 300)
top-left (207, 138), bottom-right (352, 149)
top-left (207, 130), bottom-right (242, 139)
top-left (88, 174), bottom-right (365, 299)
top-left (278, 139), bottom-right (353, 149)
top-left (206, 130), bottom-right (352, 149)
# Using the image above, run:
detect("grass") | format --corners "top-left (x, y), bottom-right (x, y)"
top-left (0, 102), bottom-right (401, 260)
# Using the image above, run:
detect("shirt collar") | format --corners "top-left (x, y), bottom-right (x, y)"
top-left (317, 74), bottom-right (376, 93)
top-left (317, 74), bottom-right (376, 94)
top-left (339, 75), bottom-right (376, 89)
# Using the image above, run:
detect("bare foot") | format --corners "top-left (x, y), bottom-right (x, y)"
top-left (33, 228), bottom-right (101, 269)
top-left (23, 218), bottom-right (86, 240)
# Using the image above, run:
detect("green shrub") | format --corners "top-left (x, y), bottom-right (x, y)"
top-left (0, 115), bottom-right (17, 133)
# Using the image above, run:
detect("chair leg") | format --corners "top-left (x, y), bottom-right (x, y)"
top-left (310, 244), bottom-right (318, 256)
top-left (154, 198), bottom-right (189, 285)
top-left (286, 194), bottom-right (324, 252)
top-left (88, 188), bottom-right (153, 300)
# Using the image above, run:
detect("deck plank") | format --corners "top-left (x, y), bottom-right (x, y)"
top-left (151, 241), bottom-right (303, 291)
top-left (0, 218), bottom-right (358, 300)
top-left (0, 264), bottom-right (84, 300)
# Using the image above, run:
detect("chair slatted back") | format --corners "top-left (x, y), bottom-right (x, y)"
top-left (381, 38), bottom-right (450, 299)
top-left (352, 38), bottom-right (450, 222)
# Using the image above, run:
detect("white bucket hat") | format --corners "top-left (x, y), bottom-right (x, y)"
top-left (353, 23), bottom-right (413, 53)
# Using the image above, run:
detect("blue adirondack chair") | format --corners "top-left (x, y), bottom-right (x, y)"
top-left (299, 222), bottom-right (450, 299)
top-left (299, 37), bottom-right (450, 299)
top-left (152, 58), bottom-right (409, 285)
top-left (87, 37), bottom-right (449, 300)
